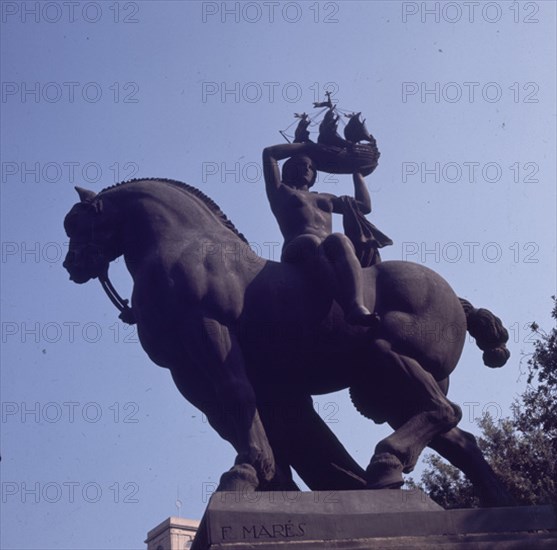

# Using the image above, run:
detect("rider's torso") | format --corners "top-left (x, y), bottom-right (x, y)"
top-left (272, 185), bottom-right (334, 244)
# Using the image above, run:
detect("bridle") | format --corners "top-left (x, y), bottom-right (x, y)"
top-left (99, 268), bottom-right (136, 325)
top-left (69, 192), bottom-right (136, 325)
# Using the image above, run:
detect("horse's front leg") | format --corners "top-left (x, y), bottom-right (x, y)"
top-left (259, 396), bottom-right (367, 491)
top-left (196, 317), bottom-right (275, 492)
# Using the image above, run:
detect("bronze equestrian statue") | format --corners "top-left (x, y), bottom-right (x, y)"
top-left (63, 176), bottom-right (513, 507)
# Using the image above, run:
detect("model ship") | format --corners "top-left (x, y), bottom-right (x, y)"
top-left (281, 91), bottom-right (380, 176)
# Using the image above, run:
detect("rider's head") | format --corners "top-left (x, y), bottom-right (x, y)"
top-left (282, 155), bottom-right (317, 189)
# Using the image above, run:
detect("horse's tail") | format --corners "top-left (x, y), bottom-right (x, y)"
top-left (459, 298), bottom-right (510, 368)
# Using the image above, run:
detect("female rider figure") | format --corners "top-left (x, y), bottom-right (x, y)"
top-left (262, 142), bottom-right (377, 327)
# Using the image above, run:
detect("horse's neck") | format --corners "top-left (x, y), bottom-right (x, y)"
top-left (106, 184), bottom-right (247, 274)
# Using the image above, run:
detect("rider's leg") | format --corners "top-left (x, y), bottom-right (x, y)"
top-left (281, 234), bottom-right (321, 264)
top-left (322, 233), bottom-right (378, 327)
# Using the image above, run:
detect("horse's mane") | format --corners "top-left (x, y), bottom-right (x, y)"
top-left (99, 178), bottom-right (248, 244)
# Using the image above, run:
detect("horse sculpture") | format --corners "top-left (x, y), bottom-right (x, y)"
top-left (63, 178), bottom-right (513, 506)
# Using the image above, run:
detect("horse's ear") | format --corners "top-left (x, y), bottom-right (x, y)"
top-left (75, 186), bottom-right (97, 203)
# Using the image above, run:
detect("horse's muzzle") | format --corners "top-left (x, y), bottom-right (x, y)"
top-left (63, 251), bottom-right (98, 284)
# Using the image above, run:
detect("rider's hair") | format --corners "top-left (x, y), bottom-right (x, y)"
top-left (282, 156), bottom-right (317, 188)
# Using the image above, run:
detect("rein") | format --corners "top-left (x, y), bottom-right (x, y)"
top-left (99, 270), bottom-right (136, 325)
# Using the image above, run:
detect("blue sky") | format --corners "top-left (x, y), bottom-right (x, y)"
top-left (1, 1), bottom-right (556, 548)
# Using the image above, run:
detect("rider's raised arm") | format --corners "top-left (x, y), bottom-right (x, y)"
top-left (352, 172), bottom-right (371, 214)
top-left (262, 143), bottom-right (317, 197)
top-left (330, 173), bottom-right (372, 214)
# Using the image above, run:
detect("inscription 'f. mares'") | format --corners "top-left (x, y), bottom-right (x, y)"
top-left (219, 522), bottom-right (307, 541)
top-left (243, 521), bottom-right (307, 539)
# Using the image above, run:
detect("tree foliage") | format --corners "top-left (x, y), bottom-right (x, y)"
top-left (410, 297), bottom-right (557, 508)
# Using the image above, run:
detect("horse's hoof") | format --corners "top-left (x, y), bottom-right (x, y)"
top-left (366, 453), bottom-right (404, 489)
top-left (256, 464), bottom-right (300, 492)
top-left (217, 464), bottom-right (259, 492)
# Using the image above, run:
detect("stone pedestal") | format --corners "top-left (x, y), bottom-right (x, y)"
top-left (190, 489), bottom-right (557, 549)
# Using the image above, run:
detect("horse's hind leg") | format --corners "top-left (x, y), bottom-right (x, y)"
top-left (428, 427), bottom-right (515, 506)
top-left (365, 339), bottom-right (462, 489)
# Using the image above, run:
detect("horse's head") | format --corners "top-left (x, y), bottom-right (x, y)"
top-left (63, 187), bottom-right (121, 284)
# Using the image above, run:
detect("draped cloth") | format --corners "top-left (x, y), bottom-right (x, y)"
top-left (339, 195), bottom-right (393, 268)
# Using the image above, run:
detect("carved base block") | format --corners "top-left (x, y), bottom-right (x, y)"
top-left (190, 489), bottom-right (556, 549)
